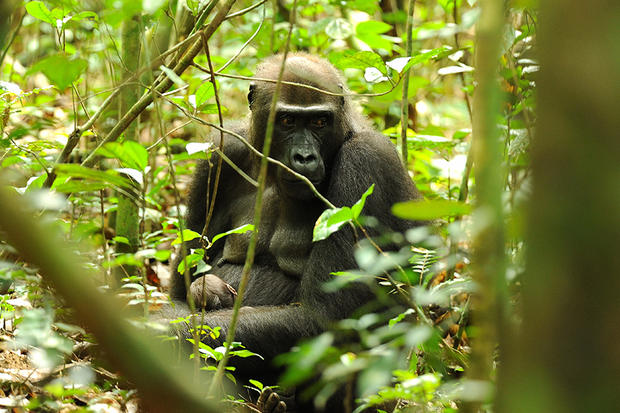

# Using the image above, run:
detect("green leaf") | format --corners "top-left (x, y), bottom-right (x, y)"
top-left (211, 224), bottom-right (255, 244)
top-left (113, 236), bottom-right (130, 245)
top-left (25, 1), bottom-right (55, 25)
top-left (29, 54), bottom-right (88, 91)
top-left (313, 185), bottom-right (374, 241)
top-left (72, 11), bottom-right (99, 22)
top-left (52, 180), bottom-right (108, 193)
top-left (325, 18), bottom-right (353, 40)
top-left (356, 21), bottom-right (393, 35)
top-left (154, 250), bottom-right (171, 262)
top-left (351, 0), bottom-right (380, 14)
top-left (248, 379), bottom-right (264, 392)
top-left (96, 141), bottom-right (148, 170)
top-left (329, 50), bottom-right (387, 74)
top-left (356, 21), bottom-right (395, 52)
top-left (171, 229), bottom-right (203, 246)
top-left (392, 199), bottom-right (471, 220)
top-left (351, 184), bottom-right (374, 219)
top-left (177, 251), bottom-right (204, 274)
top-left (194, 81), bottom-right (214, 108)
top-left (313, 207), bottom-right (353, 242)
top-left (52, 164), bottom-right (133, 190)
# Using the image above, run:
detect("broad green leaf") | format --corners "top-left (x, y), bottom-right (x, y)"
top-left (171, 229), bottom-right (203, 246)
top-left (329, 50), bottom-right (387, 74)
top-left (356, 21), bottom-right (395, 52)
top-left (351, 184), bottom-right (375, 219)
top-left (154, 250), bottom-right (171, 262)
top-left (113, 236), bottom-right (130, 245)
top-left (211, 224), bottom-right (255, 244)
top-left (356, 21), bottom-right (393, 35)
top-left (96, 141), bottom-right (148, 170)
top-left (122, 140), bottom-right (148, 170)
top-left (25, 1), bottom-right (55, 24)
top-left (194, 260), bottom-right (212, 275)
top-left (72, 11), bottom-right (99, 22)
top-left (52, 164), bottom-right (133, 190)
top-left (351, 0), bottom-right (380, 14)
top-left (52, 180), bottom-right (108, 193)
top-left (177, 251), bottom-right (204, 274)
top-left (313, 185), bottom-right (374, 241)
top-left (194, 81), bottom-right (214, 107)
top-left (392, 199), bottom-right (471, 220)
top-left (248, 379), bottom-right (264, 391)
top-left (408, 46), bottom-right (453, 67)
top-left (29, 54), bottom-right (87, 91)
top-left (313, 207), bottom-right (353, 242)
top-left (325, 18), bottom-right (353, 40)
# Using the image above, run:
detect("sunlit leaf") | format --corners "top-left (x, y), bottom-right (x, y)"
top-left (52, 164), bottom-right (133, 190)
top-left (211, 224), bottom-right (255, 244)
top-left (325, 18), bottom-right (353, 40)
top-left (25, 1), bottom-right (55, 24)
top-left (172, 229), bottom-right (203, 246)
top-left (29, 54), bottom-right (88, 91)
top-left (392, 199), bottom-right (471, 220)
top-left (438, 65), bottom-right (474, 75)
top-left (313, 207), bottom-right (353, 242)
top-left (351, 184), bottom-right (374, 218)
top-left (186, 142), bottom-right (213, 155)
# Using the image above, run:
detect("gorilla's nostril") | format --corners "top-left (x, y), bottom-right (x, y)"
top-left (293, 153), bottom-right (316, 165)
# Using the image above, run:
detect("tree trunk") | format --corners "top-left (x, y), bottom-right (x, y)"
top-left (497, 1), bottom-right (620, 412)
top-left (115, 15), bottom-right (142, 281)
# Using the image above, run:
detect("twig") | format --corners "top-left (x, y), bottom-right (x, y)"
top-left (80, 0), bottom-right (238, 169)
top-left (209, 0), bottom-right (299, 393)
top-left (193, 66), bottom-right (405, 98)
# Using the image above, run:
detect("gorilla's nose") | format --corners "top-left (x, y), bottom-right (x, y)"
top-left (291, 149), bottom-right (319, 176)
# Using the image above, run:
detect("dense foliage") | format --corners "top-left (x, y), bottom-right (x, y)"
top-left (0, 0), bottom-right (540, 411)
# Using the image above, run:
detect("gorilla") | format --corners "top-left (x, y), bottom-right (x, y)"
top-left (165, 53), bottom-right (422, 411)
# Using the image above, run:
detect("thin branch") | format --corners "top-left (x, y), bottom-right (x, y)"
top-left (224, 0), bottom-right (268, 20)
top-left (80, 0), bottom-right (238, 169)
top-left (217, 3), bottom-right (266, 73)
top-left (209, 0), bottom-right (299, 393)
top-left (193, 65), bottom-right (406, 98)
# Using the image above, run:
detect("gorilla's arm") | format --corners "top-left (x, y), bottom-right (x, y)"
top-left (169, 131), bottom-right (253, 301)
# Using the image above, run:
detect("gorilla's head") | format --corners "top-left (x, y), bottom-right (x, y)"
top-left (248, 53), bottom-right (358, 200)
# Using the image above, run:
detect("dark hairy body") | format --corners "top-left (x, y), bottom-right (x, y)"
top-left (164, 53), bottom-right (422, 411)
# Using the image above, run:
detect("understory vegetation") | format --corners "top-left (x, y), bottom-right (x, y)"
top-left (1, 0), bottom-right (617, 412)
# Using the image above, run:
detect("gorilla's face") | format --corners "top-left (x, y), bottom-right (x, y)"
top-left (271, 103), bottom-right (340, 200)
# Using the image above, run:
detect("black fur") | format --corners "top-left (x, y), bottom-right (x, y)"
top-left (165, 54), bottom-right (422, 406)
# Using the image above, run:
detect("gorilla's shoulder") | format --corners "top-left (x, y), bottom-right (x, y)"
top-left (339, 130), bottom-right (401, 165)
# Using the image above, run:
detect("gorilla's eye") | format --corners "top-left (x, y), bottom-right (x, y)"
top-left (311, 117), bottom-right (328, 128)
top-left (279, 115), bottom-right (295, 127)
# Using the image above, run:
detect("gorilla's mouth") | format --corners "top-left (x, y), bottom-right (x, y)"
top-left (279, 175), bottom-right (324, 200)
top-left (282, 175), bottom-right (321, 186)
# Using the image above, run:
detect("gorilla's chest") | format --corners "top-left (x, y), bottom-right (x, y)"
top-left (221, 187), bottom-right (319, 277)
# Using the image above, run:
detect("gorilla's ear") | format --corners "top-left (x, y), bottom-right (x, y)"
top-left (248, 82), bottom-right (256, 108)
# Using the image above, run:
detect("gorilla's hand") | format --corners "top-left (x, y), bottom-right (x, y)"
top-left (189, 274), bottom-right (237, 310)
